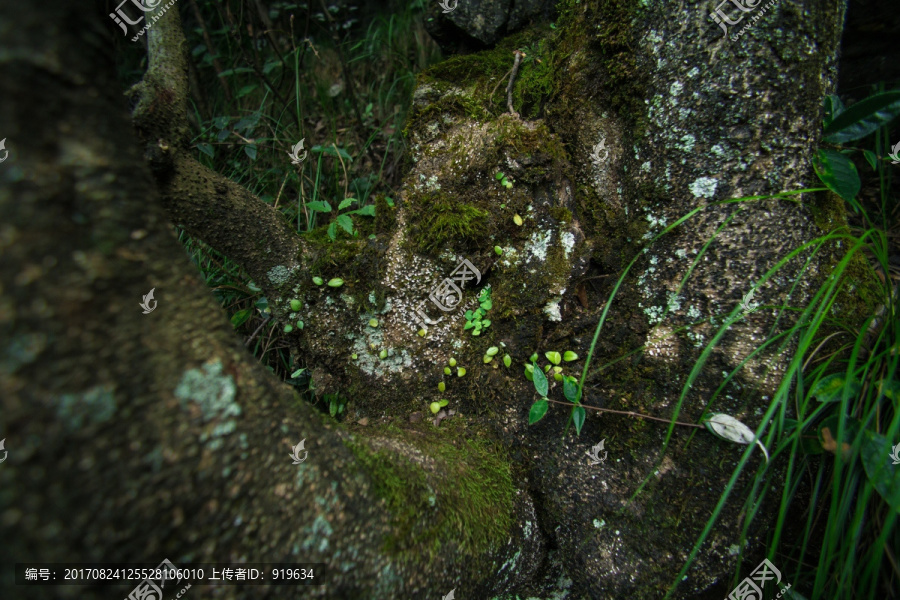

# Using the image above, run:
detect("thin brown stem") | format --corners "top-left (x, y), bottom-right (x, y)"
top-left (543, 397), bottom-right (705, 429)
top-left (507, 50), bottom-right (524, 116)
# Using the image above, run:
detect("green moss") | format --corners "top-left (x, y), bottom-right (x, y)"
top-left (411, 192), bottom-right (490, 252)
top-left (344, 420), bottom-right (515, 561)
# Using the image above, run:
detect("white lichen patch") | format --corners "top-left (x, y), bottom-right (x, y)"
top-left (689, 177), bottom-right (719, 199)
top-left (524, 230), bottom-right (553, 263)
top-left (675, 134), bottom-right (695, 153)
top-left (669, 81), bottom-right (683, 97)
top-left (543, 297), bottom-right (562, 322)
top-left (560, 232), bottom-right (576, 259)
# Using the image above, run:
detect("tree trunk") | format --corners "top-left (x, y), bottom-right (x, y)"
top-left (0, 0), bottom-right (849, 598)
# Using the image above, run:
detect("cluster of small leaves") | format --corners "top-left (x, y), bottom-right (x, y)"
top-left (813, 90), bottom-right (900, 213)
top-left (306, 196), bottom-right (376, 241)
top-left (526, 351), bottom-right (584, 434)
top-left (494, 171), bottom-right (513, 189)
top-left (463, 287), bottom-right (492, 336)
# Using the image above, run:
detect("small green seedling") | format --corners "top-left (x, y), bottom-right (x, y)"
top-left (513, 214), bottom-right (523, 226)
top-left (418, 328), bottom-right (427, 337)
top-left (430, 402), bottom-right (441, 415)
top-left (297, 321), bottom-right (304, 329)
top-left (379, 349), bottom-right (388, 359)
top-left (463, 287), bottom-right (493, 336)
top-left (444, 367), bottom-right (452, 375)
top-left (494, 246), bottom-right (503, 256)
top-left (564, 351), bottom-right (579, 361)
top-left (449, 358), bottom-right (457, 367)
top-left (284, 324), bottom-right (293, 333)
top-left (369, 318), bottom-right (379, 328)
top-left (290, 299), bottom-right (302, 311)
top-left (503, 354), bottom-right (512, 368)
top-left (457, 367), bottom-right (466, 377)
top-left (312, 276), bottom-right (324, 285)
top-left (327, 278), bottom-right (344, 287)
top-left (351, 353), bottom-right (358, 360)
top-left (546, 351), bottom-right (562, 365)
top-left (495, 171), bottom-right (513, 189)
top-left (438, 382), bottom-right (446, 392)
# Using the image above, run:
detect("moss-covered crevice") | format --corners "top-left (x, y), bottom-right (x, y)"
top-left (343, 419), bottom-right (515, 562)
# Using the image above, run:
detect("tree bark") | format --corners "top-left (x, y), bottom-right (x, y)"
top-left (0, 1), bottom-right (542, 598)
top-left (0, 0), bottom-right (851, 598)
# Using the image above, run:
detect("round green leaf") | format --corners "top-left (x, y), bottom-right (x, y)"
top-left (327, 278), bottom-right (344, 287)
top-left (545, 351), bottom-right (562, 365)
top-left (430, 402), bottom-right (441, 415)
top-left (503, 354), bottom-right (512, 368)
top-left (312, 276), bottom-right (324, 285)
top-left (486, 346), bottom-right (499, 356)
top-left (563, 351), bottom-right (579, 362)
top-left (290, 299), bottom-right (302, 311)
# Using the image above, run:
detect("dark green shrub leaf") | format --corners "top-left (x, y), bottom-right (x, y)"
top-left (327, 221), bottom-right (337, 241)
top-left (533, 363), bottom-right (549, 396)
top-left (572, 405), bottom-right (586, 435)
top-left (860, 429), bottom-right (900, 513)
top-left (354, 204), bottom-right (376, 217)
top-left (823, 91), bottom-right (900, 144)
top-left (810, 373), bottom-right (862, 402)
top-left (237, 84), bottom-right (258, 98)
top-left (338, 198), bottom-right (356, 211)
top-left (230, 308), bottom-right (252, 328)
top-left (306, 200), bottom-right (332, 213)
top-left (823, 94), bottom-right (845, 128)
top-left (563, 377), bottom-right (580, 403)
top-left (197, 143), bottom-right (214, 158)
top-left (812, 149), bottom-right (861, 209)
top-left (863, 149), bottom-right (878, 170)
top-left (528, 398), bottom-right (549, 424)
top-left (877, 378), bottom-right (900, 401)
top-left (336, 214), bottom-right (354, 235)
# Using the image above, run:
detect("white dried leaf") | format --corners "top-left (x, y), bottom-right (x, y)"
top-left (705, 413), bottom-right (769, 464)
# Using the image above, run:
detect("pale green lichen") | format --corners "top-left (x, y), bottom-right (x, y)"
top-left (175, 359), bottom-right (240, 423)
top-left (52, 383), bottom-right (117, 431)
top-left (266, 265), bottom-right (293, 286)
top-left (689, 176), bottom-right (718, 199)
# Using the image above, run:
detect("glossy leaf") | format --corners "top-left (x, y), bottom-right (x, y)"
top-left (545, 351), bottom-right (562, 365)
top-left (810, 373), bottom-right (862, 403)
top-left (812, 149), bottom-right (860, 209)
top-left (563, 351), bottom-right (579, 362)
top-left (572, 405), bottom-right (586, 435)
top-left (528, 398), bottom-right (549, 424)
top-left (860, 429), bottom-right (900, 513)
top-left (338, 198), bottom-right (356, 210)
top-left (533, 363), bottom-right (549, 396)
top-left (563, 377), bottom-right (580, 403)
top-left (230, 309), bottom-right (252, 328)
top-left (823, 90), bottom-right (900, 144)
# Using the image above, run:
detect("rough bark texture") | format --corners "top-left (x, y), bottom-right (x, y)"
top-left (1, 0), bottom-right (851, 599)
top-left (0, 1), bottom-right (543, 598)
